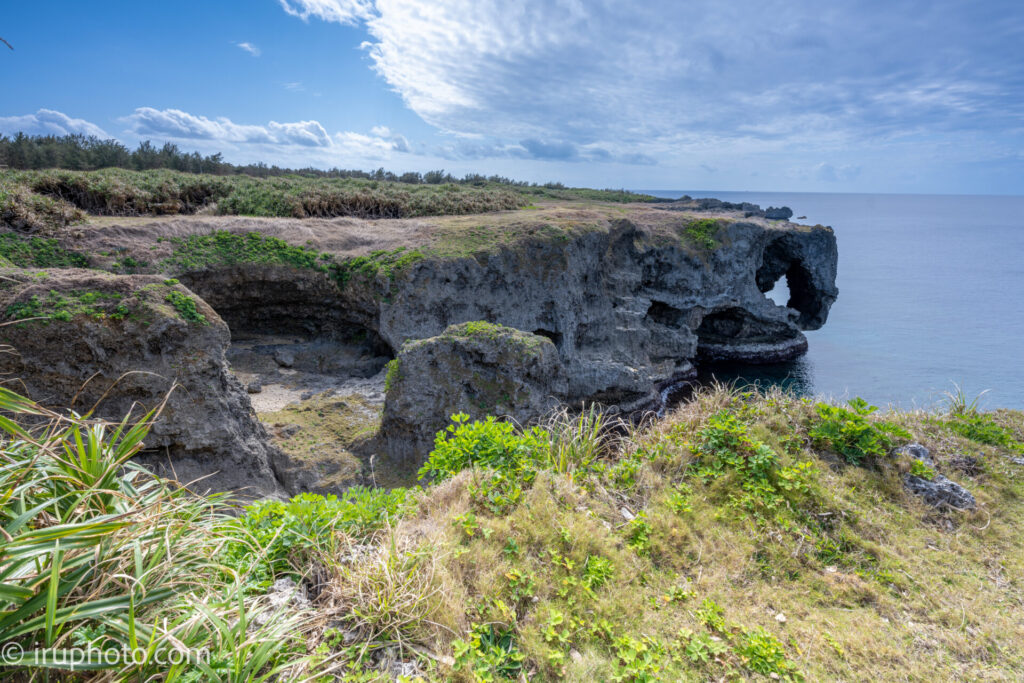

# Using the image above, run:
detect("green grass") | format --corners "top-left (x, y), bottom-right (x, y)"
top-left (682, 218), bottom-right (723, 250)
top-left (0, 233), bottom-right (89, 268)
top-left (161, 230), bottom-right (330, 272)
top-left (6, 383), bottom-right (1024, 680)
top-left (4, 288), bottom-right (130, 323)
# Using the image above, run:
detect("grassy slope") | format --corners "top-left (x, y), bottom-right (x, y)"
top-left (369, 390), bottom-right (1024, 682)
top-left (5, 384), bottom-right (1021, 681)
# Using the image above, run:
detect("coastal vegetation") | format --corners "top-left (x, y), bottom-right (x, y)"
top-left (2, 383), bottom-right (1022, 681)
top-left (0, 135), bottom-right (660, 234)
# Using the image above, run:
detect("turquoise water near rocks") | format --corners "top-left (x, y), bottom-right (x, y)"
top-left (641, 191), bottom-right (1024, 409)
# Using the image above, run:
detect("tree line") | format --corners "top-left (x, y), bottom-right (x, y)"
top-left (0, 133), bottom-right (566, 188)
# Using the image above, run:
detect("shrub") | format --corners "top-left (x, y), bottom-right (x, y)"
top-left (683, 218), bottom-right (722, 250)
top-left (420, 413), bottom-right (552, 514)
top-left (808, 398), bottom-right (909, 465)
top-left (419, 413), bottom-right (550, 483)
top-left (691, 410), bottom-right (816, 514)
top-left (0, 386), bottom-right (302, 677)
top-left (223, 488), bottom-right (415, 589)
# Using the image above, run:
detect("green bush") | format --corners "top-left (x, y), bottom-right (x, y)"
top-left (420, 413), bottom-right (552, 514)
top-left (223, 488), bottom-right (415, 589)
top-left (0, 386), bottom-right (302, 677)
top-left (683, 218), bottom-right (722, 250)
top-left (419, 413), bottom-right (550, 482)
top-left (808, 398), bottom-right (909, 465)
top-left (691, 410), bottom-right (816, 514)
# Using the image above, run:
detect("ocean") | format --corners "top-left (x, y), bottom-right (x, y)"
top-left (640, 191), bottom-right (1024, 410)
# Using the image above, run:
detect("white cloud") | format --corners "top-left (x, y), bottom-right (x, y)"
top-left (278, 0), bottom-right (371, 25)
top-left (370, 125), bottom-right (410, 152)
top-left (120, 107), bottom-right (409, 160)
top-left (0, 109), bottom-right (109, 138)
top-left (124, 108), bottom-right (278, 144)
top-left (278, 0), bottom-right (1024, 172)
top-left (235, 42), bottom-right (261, 57)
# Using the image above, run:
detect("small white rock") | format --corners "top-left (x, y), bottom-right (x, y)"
top-left (775, 612), bottom-right (787, 623)
top-left (620, 507), bottom-right (636, 521)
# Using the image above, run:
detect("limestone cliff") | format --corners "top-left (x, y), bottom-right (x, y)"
top-left (0, 201), bottom-right (838, 493)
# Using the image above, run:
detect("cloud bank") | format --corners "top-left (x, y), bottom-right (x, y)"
top-left (277, 0), bottom-right (1024, 173)
top-left (0, 109), bottom-right (110, 138)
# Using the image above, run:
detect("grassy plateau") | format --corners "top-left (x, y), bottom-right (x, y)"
top-left (0, 168), bottom-right (659, 234)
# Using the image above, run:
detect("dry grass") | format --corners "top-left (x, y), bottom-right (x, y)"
top-left (297, 387), bottom-right (1024, 680)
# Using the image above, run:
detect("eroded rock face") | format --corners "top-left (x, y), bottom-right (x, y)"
top-left (0, 203), bottom-right (840, 494)
top-left (897, 444), bottom-right (976, 510)
top-left (381, 322), bottom-right (567, 468)
top-left (0, 269), bottom-right (284, 498)
top-left (376, 218), bottom-right (837, 403)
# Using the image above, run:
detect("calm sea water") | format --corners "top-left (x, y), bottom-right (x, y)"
top-left (640, 191), bottom-right (1024, 410)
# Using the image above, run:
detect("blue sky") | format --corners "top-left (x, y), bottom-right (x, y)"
top-left (2, 0), bottom-right (1023, 193)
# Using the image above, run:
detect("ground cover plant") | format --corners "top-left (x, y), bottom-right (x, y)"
top-left (3, 383), bottom-right (1023, 681)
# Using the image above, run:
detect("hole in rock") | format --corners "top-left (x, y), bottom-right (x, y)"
top-left (533, 328), bottom-right (563, 349)
top-left (766, 278), bottom-right (791, 307)
top-left (696, 307), bottom-right (795, 345)
top-left (645, 300), bottom-right (686, 329)
top-left (755, 239), bottom-right (820, 327)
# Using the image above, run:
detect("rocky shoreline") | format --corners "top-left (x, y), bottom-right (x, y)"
top-left (0, 198), bottom-right (838, 496)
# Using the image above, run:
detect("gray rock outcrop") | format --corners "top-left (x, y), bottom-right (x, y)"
top-left (381, 322), bottom-right (566, 467)
top-left (897, 444), bottom-right (976, 510)
top-left (0, 202), bottom-right (840, 493)
top-left (764, 206), bottom-right (794, 220)
top-left (0, 269), bottom-right (284, 498)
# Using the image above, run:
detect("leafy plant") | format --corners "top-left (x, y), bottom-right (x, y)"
top-left (692, 410), bottom-right (816, 514)
top-left (626, 515), bottom-right (653, 556)
top-left (453, 623), bottom-right (526, 682)
top-left (582, 554), bottom-right (615, 591)
top-left (165, 289), bottom-right (207, 324)
top-left (909, 459), bottom-right (935, 480)
top-left (683, 218), bottom-right (722, 250)
top-left (223, 488), bottom-right (414, 589)
top-left (733, 628), bottom-right (803, 681)
top-left (808, 398), bottom-right (908, 465)
top-left (0, 386), bottom-right (302, 678)
top-left (943, 412), bottom-right (1024, 453)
